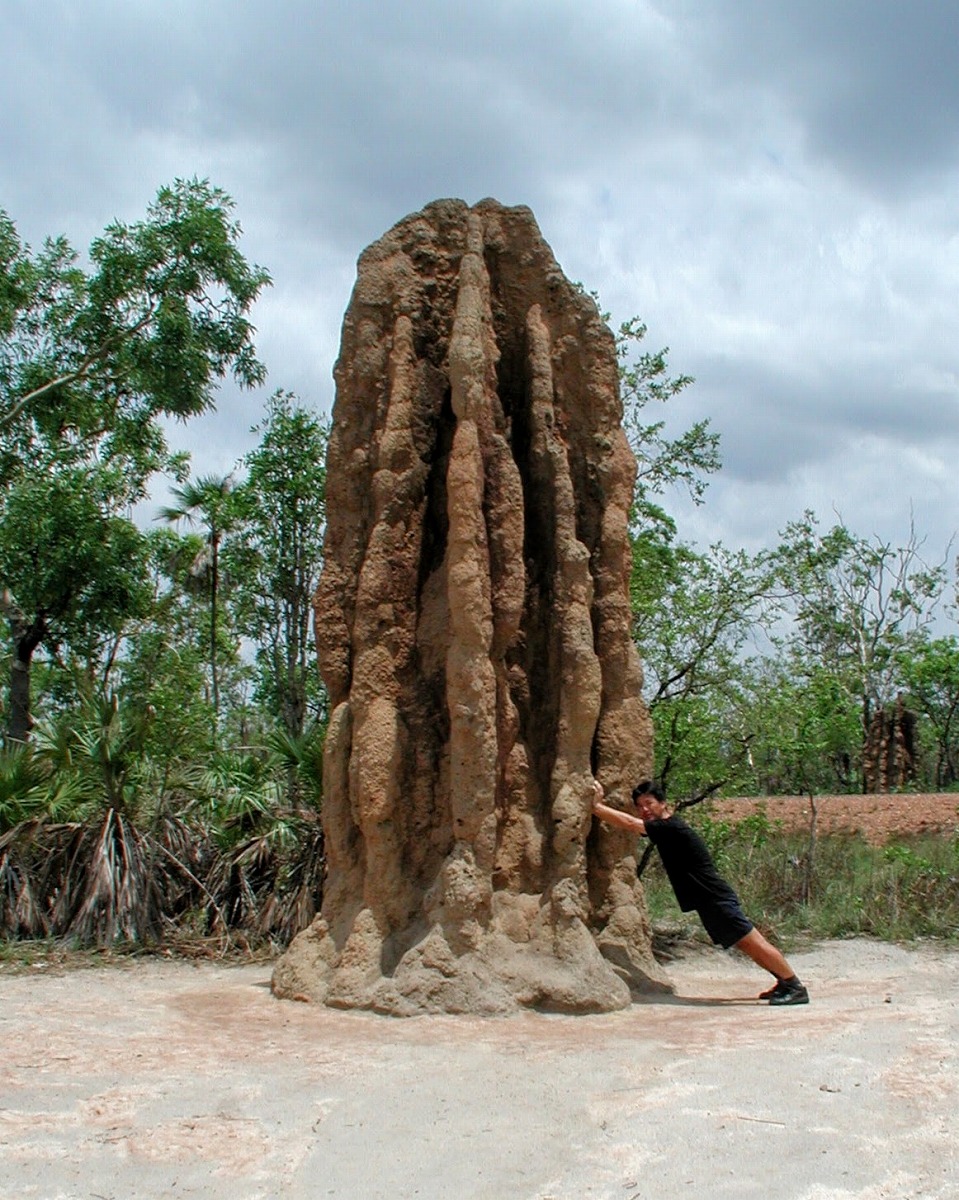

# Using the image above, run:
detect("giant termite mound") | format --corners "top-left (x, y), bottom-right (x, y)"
top-left (272, 199), bottom-right (667, 1014)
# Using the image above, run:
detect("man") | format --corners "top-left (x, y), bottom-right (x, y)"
top-left (592, 779), bottom-right (809, 1005)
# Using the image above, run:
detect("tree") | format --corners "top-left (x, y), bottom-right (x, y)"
top-left (111, 527), bottom-right (220, 772)
top-left (614, 314), bottom-right (719, 534)
top-left (0, 466), bottom-right (151, 742)
top-left (1, 178), bottom-right (269, 448)
top-left (775, 513), bottom-right (946, 791)
top-left (897, 635), bottom-right (959, 788)
top-left (159, 474), bottom-right (239, 731)
top-left (0, 179), bottom-right (269, 741)
top-left (611, 313), bottom-right (776, 794)
top-left (738, 656), bottom-right (862, 796)
top-left (227, 391), bottom-right (328, 744)
top-left (632, 534), bottom-right (781, 797)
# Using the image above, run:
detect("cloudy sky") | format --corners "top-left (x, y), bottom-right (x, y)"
top-left (4, 0), bottom-right (959, 564)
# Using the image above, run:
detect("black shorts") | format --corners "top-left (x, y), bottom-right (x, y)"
top-left (696, 897), bottom-right (753, 949)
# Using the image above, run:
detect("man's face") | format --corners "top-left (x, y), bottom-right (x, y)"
top-left (634, 792), bottom-right (667, 822)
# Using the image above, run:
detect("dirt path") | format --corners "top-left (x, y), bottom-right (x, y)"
top-left (3, 941), bottom-right (958, 1199)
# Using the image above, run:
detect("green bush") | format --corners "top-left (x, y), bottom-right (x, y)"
top-left (0, 709), bottom-right (326, 950)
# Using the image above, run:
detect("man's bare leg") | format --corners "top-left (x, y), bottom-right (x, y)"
top-left (732, 928), bottom-right (809, 1002)
top-left (733, 927), bottom-right (796, 981)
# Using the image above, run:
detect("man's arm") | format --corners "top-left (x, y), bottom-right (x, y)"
top-left (591, 781), bottom-right (646, 835)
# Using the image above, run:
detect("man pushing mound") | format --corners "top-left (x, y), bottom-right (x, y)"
top-left (592, 779), bottom-right (810, 1006)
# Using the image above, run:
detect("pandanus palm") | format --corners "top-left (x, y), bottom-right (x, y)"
top-left (159, 474), bottom-right (238, 734)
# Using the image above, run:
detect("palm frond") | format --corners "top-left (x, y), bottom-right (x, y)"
top-left (48, 809), bottom-right (163, 946)
top-left (266, 725), bottom-right (325, 796)
top-left (0, 745), bottom-right (53, 830)
top-left (0, 819), bottom-right (49, 938)
top-left (203, 807), bottom-right (324, 945)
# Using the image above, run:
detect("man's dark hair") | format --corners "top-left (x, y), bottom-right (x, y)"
top-left (631, 779), bottom-right (665, 803)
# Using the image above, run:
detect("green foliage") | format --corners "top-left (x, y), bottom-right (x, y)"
top-left (0, 464), bottom-right (151, 650)
top-left (195, 724), bottom-right (325, 943)
top-left (631, 522), bottom-right (780, 793)
top-left (612, 313), bottom-right (719, 533)
top-left (0, 694), bottom-right (199, 943)
top-left (613, 309), bottom-right (786, 793)
top-left (2, 178), bottom-right (270, 463)
top-left (1, 180), bottom-right (269, 743)
top-left (774, 512), bottom-right (946, 748)
top-left (0, 186), bottom-right (331, 951)
top-left (607, 302), bottom-right (958, 800)
top-left (736, 659), bottom-right (863, 795)
top-left (159, 473), bottom-right (241, 729)
top-left (0, 743), bottom-right (53, 830)
top-left (896, 636), bottom-right (959, 788)
top-left (109, 527), bottom-right (219, 768)
top-left (227, 390), bottom-right (329, 740)
top-left (0, 700), bottom-right (326, 947)
top-left (58, 692), bottom-right (157, 813)
top-left (627, 450), bottom-right (956, 796)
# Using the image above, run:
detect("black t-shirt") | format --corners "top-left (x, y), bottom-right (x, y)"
top-left (644, 814), bottom-right (742, 912)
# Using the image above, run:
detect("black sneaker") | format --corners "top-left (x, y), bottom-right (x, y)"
top-left (758, 977), bottom-right (794, 1000)
top-left (768, 979), bottom-right (809, 1006)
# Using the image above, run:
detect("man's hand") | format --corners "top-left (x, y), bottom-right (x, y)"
top-left (590, 782), bottom-right (647, 836)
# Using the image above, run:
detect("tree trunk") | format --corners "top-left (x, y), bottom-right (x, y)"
top-left (210, 536), bottom-right (220, 731)
top-left (282, 662), bottom-right (306, 740)
top-left (860, 692), bottom-right (872, 792)
top-left (802, 793), bottom-right (818, 904)
top-left (4, 606), bottom-right (46, 745)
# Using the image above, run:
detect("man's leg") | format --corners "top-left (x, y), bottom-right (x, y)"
top-left (733, 928), bottom-right (809, 1004)
top-left (733, 927), bottom-right (795, 979)
top-left (697, 904), bottom-right (809, 1003)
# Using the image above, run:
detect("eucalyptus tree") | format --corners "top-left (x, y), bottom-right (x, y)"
top-left (632, 534), bottom-right (782, 797)
top-left (0, 178), bottom-right (270, 742)
top-left (896, 634), bottom-right (959, 788)
top-left (611, 313), bottom-right (778, 793)
top-left (775, 513), bottom-right (946, 790)
top-left (227, 391), bottom-right (328, 744)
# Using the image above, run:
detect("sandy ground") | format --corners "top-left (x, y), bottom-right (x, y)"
top-left (2, 940), bottom-right (958, 1200)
